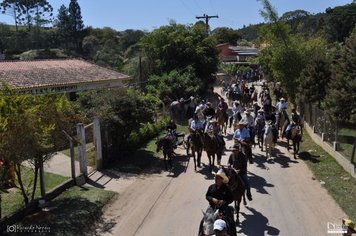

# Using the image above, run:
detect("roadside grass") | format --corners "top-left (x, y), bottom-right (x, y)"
top-left (1, 166), bottom-right (69, 218)
top-left (60, 142), bottom-right (96, 167)
top-left (338, 128), bottom-right (356, 162)
top-left (19, 186), bottom-right (116, 236)
top-left (299, 131), bottom-right (356, 223)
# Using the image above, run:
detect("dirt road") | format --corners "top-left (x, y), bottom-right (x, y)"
top-left (97, 86), bottom-right (346, 236)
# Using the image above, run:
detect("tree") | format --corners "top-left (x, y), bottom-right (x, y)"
top-left (0, 0), bottom-right (53, 29)
top-left (68, 0), bottom-right (84, 51)
top-left (298, 44), bottom-right (331, 107)
top-left (141, 22), bottom-right (219, 89)
top-left (325, 3), bottom-right (356, 42)
top-left (54, 4), bottom-right (71, 48)
top-left (211, 27), bottom-right (242, 45)
top-left (325, 27), bottom-right (356, 123)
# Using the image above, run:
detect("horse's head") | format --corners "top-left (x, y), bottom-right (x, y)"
top-left (202, 207), bottom-right (219, 235)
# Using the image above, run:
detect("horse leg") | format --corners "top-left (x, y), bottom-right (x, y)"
top-left (192, 148), bottom-right (197, 171)
top-left (169, 154), bottom-right (173, 170)
top-left (235, 200), bottom-right (240, 225)
top-left (287, 138), bottom-right (290, 150)
top-left (243, 190), bottom-right (247, 206)
top-left (164, 154), bottom-right (168, 171)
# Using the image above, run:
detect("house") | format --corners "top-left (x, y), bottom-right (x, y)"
top-left (0, 59), bottom-right (132, 97)
top-left (216, 43), bottom-right (259, 64)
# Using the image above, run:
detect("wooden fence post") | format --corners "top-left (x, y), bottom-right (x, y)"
top-left (94, 117), bottom-right (103, 171)
top-left (76, 123), bottom-right (88, 177)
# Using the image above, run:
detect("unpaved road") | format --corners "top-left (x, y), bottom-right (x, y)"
top-left (97, 86), bottom-right (347, 236)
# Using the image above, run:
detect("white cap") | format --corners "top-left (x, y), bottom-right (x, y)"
top-left (214, 219), bottom-right (226, 231)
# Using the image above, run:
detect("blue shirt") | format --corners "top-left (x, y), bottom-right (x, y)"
top-left (233, 127), bottom-right (250, 141)
top-left (190, 119), bottom-right (204, 131)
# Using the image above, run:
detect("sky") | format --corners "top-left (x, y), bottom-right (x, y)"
top-left (0, 0), bottom-right (353, 31)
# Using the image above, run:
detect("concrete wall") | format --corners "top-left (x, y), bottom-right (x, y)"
top-left (305, 123), bottom-right (356, 179)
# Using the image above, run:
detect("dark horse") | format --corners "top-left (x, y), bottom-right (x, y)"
top-left (216, 109), bottom-right (228, 135)
top-left (287, 125), bottom-right (302, 159)
top-left (156, 135), bottom-right (174, 170)
top-left (186, 131), bottom-right (203, 171)
top-left (224, 167), bottom-right (246, 225)
top-left (255, 120), bottom-right (265, 151)
top-left (203, 132), bottom-right (223, 171)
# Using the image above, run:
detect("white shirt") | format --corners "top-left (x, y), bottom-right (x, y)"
top-left (276, 101), bottom-right (287, 111)
top-left (242, 115), bottom-right (255, 127)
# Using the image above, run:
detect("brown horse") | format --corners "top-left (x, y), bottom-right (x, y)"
top-left (203, 132), bottom-right (223, 171)
top-left (224, 167), bottom-right (246, 225)
top-left (186, 131), bottom-right (203, 171)
top-left (287, 125), bottom-right (302, 159)
top-left (156, 135), bottom-right (174, 170)
top-left (216, 109), bottom-right (228, 135)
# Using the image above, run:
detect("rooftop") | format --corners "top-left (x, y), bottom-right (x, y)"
top-left (0, 59), bottom-right (131, 90)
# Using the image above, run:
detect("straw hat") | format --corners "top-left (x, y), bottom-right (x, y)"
top-left (214, 169), bottom-right (229, 184)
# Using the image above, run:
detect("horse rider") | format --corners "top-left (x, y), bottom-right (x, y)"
top-left (206, 119), bottom-right (225, 163)
top-left (213, 219), bottom-right (229, 236)
top-left (233, 120), bottom-right (253, 164)
top-left (203, 102), bottom-right (216, 120)
top-left (217, 96), bottom-right (229, 121)
top-left (252, 102), bottom-right (261, 119)
top-left (242, 110), bottom-right (256, 145)
top-left (166, 119), bottom-right (179, 148)
top-left (195, 99), bottom-right (206, 121)
top-left (276, 97), bottom-right (288, 117)
top-left (186, 96), bottom-right (196, 119)
top-left (206, 169), bottom-right (236, 236)
top-left (230, 101), bottom-right (243, 129)
top-left (228, 144), bottom-right (253, 201)
top-left (285, 107), bottom-right (303, 140)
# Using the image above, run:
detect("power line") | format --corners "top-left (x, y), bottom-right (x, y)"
top-left (196, 14), bottom-right (219, 34)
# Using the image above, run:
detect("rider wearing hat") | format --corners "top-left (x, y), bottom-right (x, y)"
top-left (206, 169), bottom-right (236, 236)
top-left (203, 102), bottom-right (216, 118)
top-left (285, 107), bottom-right (302, 140)
top-left (228, 144), bottom-right (252, 201)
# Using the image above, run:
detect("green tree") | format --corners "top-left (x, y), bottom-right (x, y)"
top-left (141, 22), bottom-right (219, 89)
top-left (211, 27), bottom-right (242, 45)
top-left (68, 0), bottom-right (84, 51)
top-left (325, 2), bottom-right (356, 42)
top-left (0, 0), bottom-right (53, 29)
top-left (325, 27), bottom-right (356, 123)
top-left (54, 4), bottom-right (71, 48)
top-left (298, 46), bottom-right (331, 107)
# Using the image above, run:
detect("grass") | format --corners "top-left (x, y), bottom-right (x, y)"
top-left (60, 142), bottom-right (96, 167)
top-left (1, 166), bottom-right (69, 217)
top-left (299, 131), bottom-right (356, 223)
top-left (18, 186), bottom-right (116, 236)
top-left (338, 128), bottom-right (356, 162)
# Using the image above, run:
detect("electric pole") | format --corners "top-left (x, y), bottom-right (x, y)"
top-left (196, 14), bottom-right (218, 34)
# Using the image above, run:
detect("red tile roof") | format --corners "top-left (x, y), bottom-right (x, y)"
top-left (0, 59), bottom-right (131, 89)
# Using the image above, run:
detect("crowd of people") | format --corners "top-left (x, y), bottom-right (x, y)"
top-left (165, 80), bottom-right (304, 236)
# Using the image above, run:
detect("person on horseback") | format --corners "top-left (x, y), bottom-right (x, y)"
top-left (242, 110), bottom-right (256, 145)
top-left (228, 144), bottom-right (252, 201)
top-left (203, 102), bottom-right (216, 119)
top-left (233, 120), bottom-right (253, 164)
top-left (166, 119), bottom-right (178, 148)
top-left (206, 169), bottom-right (236, 236)
top-left (214, 219), bottom-right (228, 236)
top-left (285, 108), bottom-right (302, 140)
top-left (276, 97), bottom-right (288, 117)
top-left (206, 119), bottom-right (226, 158)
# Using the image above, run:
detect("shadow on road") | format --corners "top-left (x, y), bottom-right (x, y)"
top-left (238, 206), bottom-right (280, 235)
top-left (273, 149), bottom-right (299, 168)
top-left (167, 154), bottom-right (190, 178)
top-left (197, 163), bottom-right (215, 180)
top-left (298, 151), bottom-right (321, 163)
top-left (248, 172), bottom-right (274, 194)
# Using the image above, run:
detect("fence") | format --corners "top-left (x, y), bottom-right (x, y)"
top-left (303, 103), bottom-right (356, 165)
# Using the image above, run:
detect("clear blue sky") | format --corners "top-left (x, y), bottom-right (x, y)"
top-left (0, 0), bottom-right (353, 31)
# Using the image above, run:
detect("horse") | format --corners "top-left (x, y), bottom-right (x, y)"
top-left (287, 125), bottom-right (302, 159)
top-left (198, 206), bottom-right (237, 236)
top-left (216, 109), bottom-right (228, 135)
top-left (224, 167), bottom-right (246, 225)
top-left (263, 122), bottom-right (275, 160)
top-left (156, 135), bottom-right (174, 170)
top-left (203, 132), bottom-right (223, 171)
top-left (276, 110), bottom-right (288, 136)
top-left (186, 130), bottom-right (203, 171)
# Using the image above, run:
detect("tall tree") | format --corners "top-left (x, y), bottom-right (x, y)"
top-left (211, 27), bottom-right (242, 45)
top-left (0, 0), bottom-right (53, 29)
top-left (68, 0), bottom-right (84, 51)
top-left (325, 27), bottom-right (356, 123)
top-left (55, 4), bottom-right (71, 48)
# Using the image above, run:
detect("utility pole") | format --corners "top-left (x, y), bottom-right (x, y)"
top-left (196, 14), bottom-right (218, 34)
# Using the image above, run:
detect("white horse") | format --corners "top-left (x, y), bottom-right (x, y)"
top-left (198, 206), bottom-right (219, 236)
top-left (263, 122), bottom-right (275, 160)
